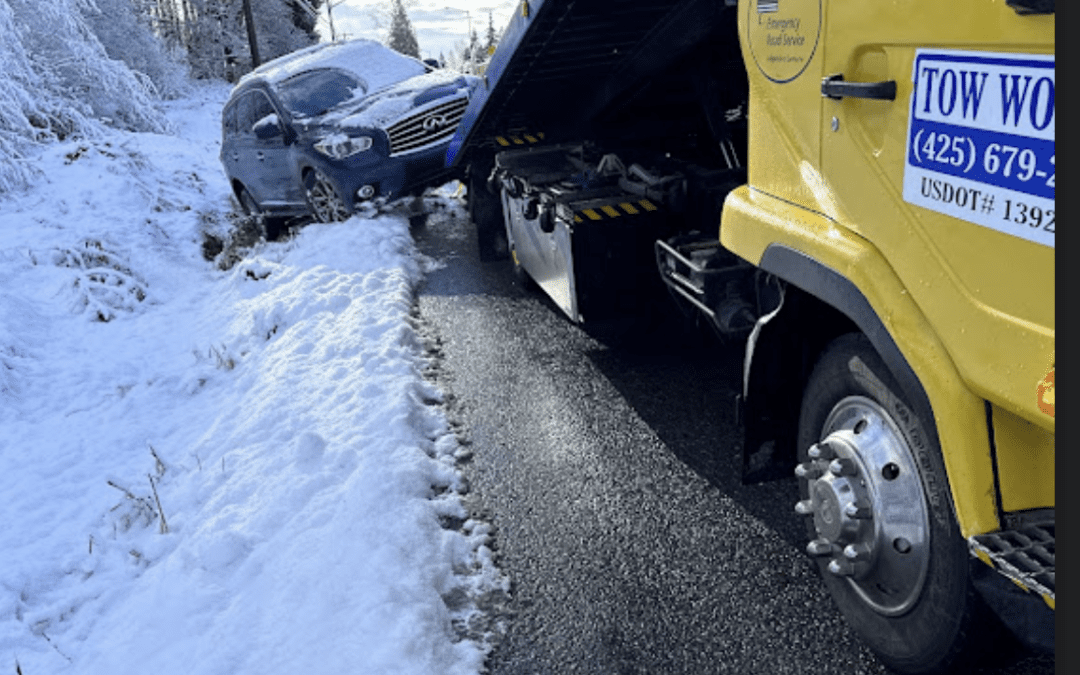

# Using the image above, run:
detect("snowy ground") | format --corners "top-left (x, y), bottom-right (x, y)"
top-left (0, 82), bottom-right (506, 674)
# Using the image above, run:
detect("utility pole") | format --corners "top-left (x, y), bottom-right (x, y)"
top-left (242, 0), bottom-right (261, 67)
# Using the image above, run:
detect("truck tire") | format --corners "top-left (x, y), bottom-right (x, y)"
top-left (469, 168), bottom-right (507, 261)
top-left (795, 333), bottom-right (996, 674)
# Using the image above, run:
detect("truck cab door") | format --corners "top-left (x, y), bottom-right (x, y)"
top-left (817, 1), bottom-right (1055, 435)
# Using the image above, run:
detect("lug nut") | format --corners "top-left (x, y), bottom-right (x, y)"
top-left (795, 462), bottom-right (823, 480)
top-left (795, 499), bottom-right (814, 515)
top-left (843, 544), bottom-right (871, 561)
top-left (830, 458), bottom-right (857, 477)
top-left (828, 558), bottom-right (857, 576)
top-left (809, 442), bottom-right (836, 460)
top-left (844, 502), bottom-right (872, 519)
top-left (807, 538), bottom-right (834, 557)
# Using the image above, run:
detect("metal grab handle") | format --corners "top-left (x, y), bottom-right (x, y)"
top-left (821, 74), bottom-right (897, 101)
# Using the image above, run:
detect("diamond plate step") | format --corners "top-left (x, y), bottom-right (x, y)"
top-left (969, 518), bottom-right (1055, 608)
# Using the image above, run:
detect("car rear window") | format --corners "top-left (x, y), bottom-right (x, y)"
top-left (276, 69), bottom-right (367, 118)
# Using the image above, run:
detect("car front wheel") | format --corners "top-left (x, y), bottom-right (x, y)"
top-left (796, 333), bottom-right (1000, 674)
top-left (305, 169), bottom-right (351, 223)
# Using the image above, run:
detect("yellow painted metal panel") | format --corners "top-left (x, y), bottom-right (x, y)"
top-left (739, 0), bottom-right (827, 218)
top-left (817, 1), bottom-right (1055, 432)
top-left (991, 404), bottom-right (1055, 513)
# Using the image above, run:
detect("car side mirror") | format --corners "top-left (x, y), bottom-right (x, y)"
top-left (253, 115), bottom-right (283, 140)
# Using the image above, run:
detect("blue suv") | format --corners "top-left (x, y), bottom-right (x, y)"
top-left (220, 40), bottom-right (479, 226)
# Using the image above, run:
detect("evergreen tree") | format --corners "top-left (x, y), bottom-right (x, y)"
top-left (386, 0), bottom-right (419, 58)
top-left (484, 11), bottom-right (498, 55)
top-left (464, 27), bottom-right (479, 67)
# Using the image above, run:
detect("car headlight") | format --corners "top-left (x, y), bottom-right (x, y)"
top-left (314, 133), bottom-right (373, 159)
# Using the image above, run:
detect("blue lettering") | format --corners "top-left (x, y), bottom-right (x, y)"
top-left (938, 69), bottom-right (958, 116)
top-left (999, 74), bottom-right (1032, 126)
top-left (1028, 77), bottom-right (1054, 131)
top-left (920, 67), bottom-right (939, 114)
top-left (958, 71), bottom-right (988, 120)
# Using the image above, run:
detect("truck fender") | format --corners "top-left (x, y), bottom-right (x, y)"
top-left (741, 245), bottom-right (939, 485)
top-left (757, 244), bottom-right (935, 431)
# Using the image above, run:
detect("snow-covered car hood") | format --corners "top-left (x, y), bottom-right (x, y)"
top-left (319, 70), bottom-right (480, 131)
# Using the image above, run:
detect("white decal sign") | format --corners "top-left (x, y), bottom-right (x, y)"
top-left (903, 49), bottom-right (1055, 248)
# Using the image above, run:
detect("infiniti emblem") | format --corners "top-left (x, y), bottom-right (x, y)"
top-left (422, 114), bottom-right (451, 132)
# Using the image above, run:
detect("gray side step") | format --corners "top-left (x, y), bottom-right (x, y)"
top-left (969, 517), bottom-right (1055, 607)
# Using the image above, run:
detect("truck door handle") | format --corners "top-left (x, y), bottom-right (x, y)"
top-left (821, 74), bottom-right (897, 101)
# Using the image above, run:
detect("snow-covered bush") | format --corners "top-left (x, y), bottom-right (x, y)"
top-left (0, 0), bottom-right (167, 193)
top-left (82, 0), bottom-right (191, 100)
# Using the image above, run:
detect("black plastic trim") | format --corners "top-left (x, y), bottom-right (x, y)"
top-left (984, 402), bottom-right (1007, 525)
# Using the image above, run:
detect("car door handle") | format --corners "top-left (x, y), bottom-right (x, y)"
top-left (821, 74), bottom-right (897, 101)
top-left (256, 151), bottom-right (266, 161)
top-left (231, 152), bottom-right (240, 162)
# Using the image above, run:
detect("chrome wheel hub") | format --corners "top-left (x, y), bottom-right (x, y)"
top-left (796, 396), bottom-right (931, 616)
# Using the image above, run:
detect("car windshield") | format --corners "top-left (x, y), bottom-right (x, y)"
top-left (276, 69), bottom-right (367, 118)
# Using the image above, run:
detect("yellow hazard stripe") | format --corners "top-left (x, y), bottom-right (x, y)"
top-left (574, 199), bottom-right (661, 222)
top-left (496, 131), bottom-right (545, 147)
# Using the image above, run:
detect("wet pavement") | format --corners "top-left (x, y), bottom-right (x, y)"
top-left (412, 199), bottom-right (1054, 675)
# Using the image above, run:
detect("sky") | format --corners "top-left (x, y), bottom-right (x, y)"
top-left (324, 0), bottom-right (519, 61)
top-left (0, 81), bottom-right (506, 674)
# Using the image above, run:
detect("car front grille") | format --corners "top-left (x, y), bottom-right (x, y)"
top-left (386, 96), bottom-right (469, 156)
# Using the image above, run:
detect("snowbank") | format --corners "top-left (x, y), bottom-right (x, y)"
top-left (0, 82), bottom-right (505, 674)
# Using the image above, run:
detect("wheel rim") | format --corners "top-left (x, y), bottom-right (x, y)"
top-left (306, 171), bottom-right (350, 222)
top-left (796, 395), bottom-right (931, 616)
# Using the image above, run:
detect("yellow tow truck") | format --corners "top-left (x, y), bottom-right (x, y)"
top-left (446, 1), bottom-right (1054, 671)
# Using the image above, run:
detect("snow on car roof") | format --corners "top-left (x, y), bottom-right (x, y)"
top-left (240, 40), bottom-right (428, 94)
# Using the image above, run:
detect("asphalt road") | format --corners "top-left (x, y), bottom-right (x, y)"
top-left (412, 199), bottom-right (1054, 675)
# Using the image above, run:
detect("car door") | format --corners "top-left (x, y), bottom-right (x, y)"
top-left (235, 90), bottom-right (300, 209)
top-left (817, 0), bottom-right (1054, 433)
